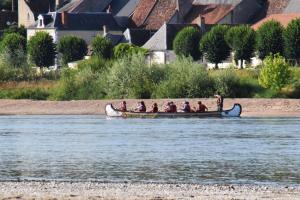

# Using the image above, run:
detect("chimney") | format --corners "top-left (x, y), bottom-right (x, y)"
top-left (103, 25), bottom-right (108, 36)
top-left (11, 0), bottom-right (14, 12)
top-left (106, 5), bottom-right (112, 13)
top-left (61, 11), bottom-right (68, 27)
top-left (56, 0), bottom-right (63, 9)
top-left (198, 16), bottom-right (206, 33)
top-left (176, 0), bottom-right (180, 12)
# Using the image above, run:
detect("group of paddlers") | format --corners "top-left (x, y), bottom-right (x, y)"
top-left (118, 94), bottom-right (224, 113)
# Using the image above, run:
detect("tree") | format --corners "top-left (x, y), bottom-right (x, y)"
top-left (258, 54), bottom-right (291, 91)
top-left (113, 43), bottom-right (148, 59)
top-left (3, 25), bottom-right (27, 38)
top-left (27, 32), bottom-right (56, 68)
top-left (225, 25), bottom-right (256, 69)
top-left (91, 36), bottom-right (112, 59)
top-left (284, 18), bottom-right (300, 64)
top-left (173, 26), bottom-right (202, 60)
top-left (57, 35), bottom-right (87, 65)
top-left (200, 25), bottom-right (230, 69)
top-left (256, 20), bottom-right (284, 59)
top-left (0, 33), bottom-right (27, 67)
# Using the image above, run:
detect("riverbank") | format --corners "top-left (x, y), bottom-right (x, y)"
top-left (0, 99), bottom-right (300, 116)
top-left (0, 182), bottom-right (299, 200)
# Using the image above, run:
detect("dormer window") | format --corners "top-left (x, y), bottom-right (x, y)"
top-left (37, 15), bottom-right (44, 28)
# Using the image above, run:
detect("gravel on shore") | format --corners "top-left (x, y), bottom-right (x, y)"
top-left (0, 181), bottom-right (300, 200)
top-left (0, 98), bottom-right (300, 116)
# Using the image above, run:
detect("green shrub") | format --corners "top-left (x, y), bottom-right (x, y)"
top-left (284, 18), bottom-right (300, 62)
top-left (200, 25), bottom-right (230, 69)
top-left (2, 25), bottom-right (27, 39)
top-left (210, 69), bottom-right (240, 97)
top-left (154, 57), bottom-right (214, 98)
top-left (0, 33), bottom-right (27, 68)
top-left (259, 54), bottom-right (292, 91)
top-left (173, 26), bottom-right (202, 60)
top-left (51, 57), bottom-right (109, 100)
top-left (225, 25), bottom-right (256, 68)
top-left (77, 56), bottom-right (112, 73)
top-left (256, 20), bottom-right (284, 59)
top-left (28, 32), bottom-right (56, 68)
top-left (0, 88), bottom-right (50, 100)
top-left (57, 35), bottom-right (87, 65)
top-left (106, 54), bottom-right (158, 99)
top-left (91, 36), bottom-right (112, 59)
top-left (113, 43), bottom-right (148, 59)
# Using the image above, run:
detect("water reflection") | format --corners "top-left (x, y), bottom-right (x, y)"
top-left (0, 116), bottom-right (299, 184)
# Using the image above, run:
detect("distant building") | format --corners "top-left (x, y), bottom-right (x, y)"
top-left (27, 12), bottom-right (124, 44)
top-left (252, 13), bottom-right (300, 30)
top-left (18, 0), bottom-right (63, 27)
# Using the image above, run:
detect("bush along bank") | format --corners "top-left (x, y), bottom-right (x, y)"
top-left (48, 54), bottom-right (300, 100)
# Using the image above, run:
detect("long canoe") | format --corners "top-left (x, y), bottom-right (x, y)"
top-left (105, 103), bottom-right (242, 118)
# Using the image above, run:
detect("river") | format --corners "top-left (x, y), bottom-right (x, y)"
top-left (0, 115), bottom-right (299, 185)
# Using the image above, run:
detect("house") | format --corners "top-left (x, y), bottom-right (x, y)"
top-left (252, 13), bottom-right (300, 30)
top-left (116, 0), bottom-right (141, 17)
top-left (129, 0), bottom-right (263, 31)
top-left (18, 0), bottom-right (65, 27)
top-left (143, 23), bottom-right (200, 64)
top-left (27, 12), bottom-right (124, 44)
top-left (58, 0), bottom-right (131, 15)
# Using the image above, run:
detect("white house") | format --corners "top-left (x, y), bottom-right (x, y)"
top-left (27, 11), bottom-right (124, 44)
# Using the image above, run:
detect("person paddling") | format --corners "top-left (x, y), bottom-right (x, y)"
top-left (214, 93), bottom-right (224, 111)
top-left (170, 101), bottom-right (177, 113)
top-left (135, 101), bottom-right (146, 112)
top-left (196, 101), bottom-right (208, 113)
top-left (119, 101), bottom-right (127, 112)
top-left (150, 103), bottom-right (158, 113)
top-left (182, 101), bottom-right (191, 113)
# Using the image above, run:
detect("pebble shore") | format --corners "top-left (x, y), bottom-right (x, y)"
top-left (0, 181), bottom-right (300, 200)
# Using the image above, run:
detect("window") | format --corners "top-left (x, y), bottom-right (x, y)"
top-left (39, 19), bottom-right (43, 27)
top-left (27, 13), bottom-right (30, 20)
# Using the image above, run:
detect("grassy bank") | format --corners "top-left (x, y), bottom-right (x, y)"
top-left (1, 55), bottom-right (300, 100)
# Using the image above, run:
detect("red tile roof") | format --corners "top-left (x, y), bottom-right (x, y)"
top-left (185, 4), bottom-right (234, 25)
top-left (143, 0), bottom-right (177, 30)
top-left (252, 13), bottom-right (300, 30)
top-left (131, 0), bottom-right (157, 28)
top-left (266, 0), bottom-right (290, 15)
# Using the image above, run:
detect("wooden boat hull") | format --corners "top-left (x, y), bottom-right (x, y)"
top-left (105, 103), bottom-right (242, 118)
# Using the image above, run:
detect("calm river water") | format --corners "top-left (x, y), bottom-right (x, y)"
top-left (0, 115), bottom-right (299, 185)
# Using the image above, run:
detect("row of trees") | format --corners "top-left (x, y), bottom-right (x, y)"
top-left (0, 30), bottom-right (148, 69)
top-left (173, 18), bottom-right (300, 68)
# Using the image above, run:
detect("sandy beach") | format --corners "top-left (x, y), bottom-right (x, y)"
top-left (0, 182), bottom-right (300, 200)
top-left (0, 98), bottom-right (300, 116)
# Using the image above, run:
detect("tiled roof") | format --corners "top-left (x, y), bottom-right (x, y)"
top-left (58, 0), bottom-right (112, 13)
top-left (29, 12), bottom-right (123, 31)
top-left (266, 0), bottom-right (290, 15)
top-left (25, 0), bottom-right (55, 17)
top-left (252, 13), bottom-right (300, 30)
top-left (110, 0), bottom-right (130, 15)
top-left (116, 0), bottom-right (141, 17)
top-left (130, 0), bottom-right (194, 30)
top-left (131, 0), bottom-right (157, 28)
top-left (193, 0), bottom-right (241, 5)
top-left (185, 4), bottom-right (233, 25)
